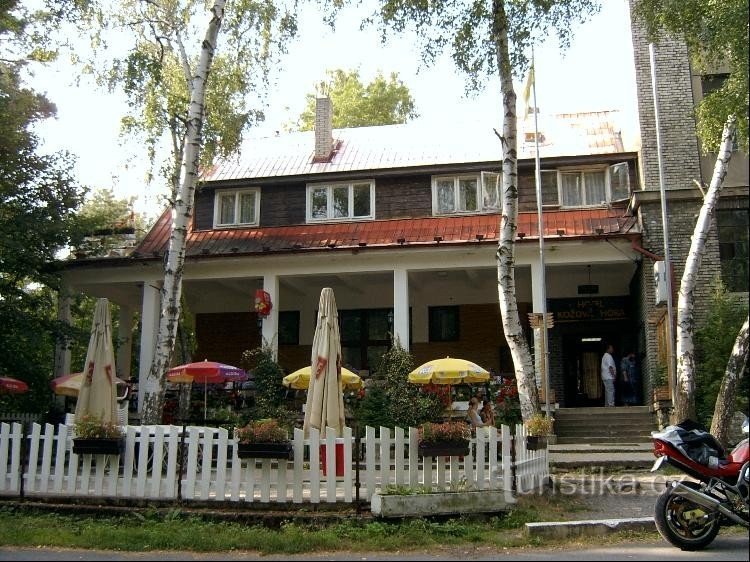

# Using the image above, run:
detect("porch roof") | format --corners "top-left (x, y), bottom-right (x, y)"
top-left (133, 207), bottom-right (639, 259)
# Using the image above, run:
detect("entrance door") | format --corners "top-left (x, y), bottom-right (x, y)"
top-left (563, 336), bottom-right (607, 407)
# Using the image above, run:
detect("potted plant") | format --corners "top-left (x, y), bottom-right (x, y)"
top-left (235, 419), bottom-right (293, 459)
top-left (72, 414), bottom-right (125, 455)
top-left (417, 421), bottom-right (471, 457)
top-left (524, 413), bottom-right (554, 451)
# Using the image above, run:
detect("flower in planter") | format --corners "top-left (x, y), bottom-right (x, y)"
top-left (74, 414), bottom-right (124, 439)
top-left (524, 413), bottom-right (554, 436)
top-left (235, 419), bottom-right (288, 444)
top-left (418, 421), bottom-right (471, 445)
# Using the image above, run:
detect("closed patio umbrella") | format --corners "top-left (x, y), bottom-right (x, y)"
top-left (74, 298), bottom-right (118, 425)
top-left (303, 288), bottom-right (345, 437)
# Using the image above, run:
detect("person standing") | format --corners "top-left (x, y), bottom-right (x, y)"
top-left (466, 397), bottom-right (485, 429)
top-left (620, 351), bottom-right (638, 405)
top-left (601, 344), bottom-right (617, 407)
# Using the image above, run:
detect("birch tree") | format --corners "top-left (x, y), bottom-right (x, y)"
top-left (632, 0), bottom-right (748, 422)
top-left (672, 117), bottom-right (737, 421)
top-left (710, 317), bottom-right (749, 445)
top-left (352, 0), bottom-right (599, 420)
top-left (69, 0), bottom-right (297, 423)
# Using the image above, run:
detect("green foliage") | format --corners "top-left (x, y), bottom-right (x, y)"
top-left (72, 0), bottom-right (299, 187)
top-left (377, 341), bottom-right (444, 428)
top-left (694, 283), bottom-right (749, 427)
top-left (0, 508), bottom-right (546, 553)
top-left (0, 26), bottom-right (85, 412)
top-left (241, 345), bottom-right (285, 418)
top-left (350, 385), bottom-right (391, 429)
top-left (363, 0), bottom-right (600, 89)
top-left (296, 69), bottom-right (418, 130)
top-left (632, 0), bottom-right (749, 152)
top-left (69, 188), bottom-right (149, 258)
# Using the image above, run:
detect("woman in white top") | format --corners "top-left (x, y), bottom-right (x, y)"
top-left (466, 397), bottom-right (484, 429)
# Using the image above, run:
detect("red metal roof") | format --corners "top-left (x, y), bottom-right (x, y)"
top-left (134, 207), bottom-right (638, 259)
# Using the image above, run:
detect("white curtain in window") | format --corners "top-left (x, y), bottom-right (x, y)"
top-left (561, 173), bottom-right (582, 206)
top-left (437, 179), bottom-right (455, 213)
top-left (585, 171), bottom-right (606, 204)
top-left (219, 193), bottom-right (235, 224)
top-left (239, 192), bottom-right (255, 224)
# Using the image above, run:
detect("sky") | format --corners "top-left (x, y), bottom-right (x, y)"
top-left (30, 0), bottom-right (638, 219)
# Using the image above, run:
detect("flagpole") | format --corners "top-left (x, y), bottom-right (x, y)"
top-left (530, 46), bottom-right (551, 418)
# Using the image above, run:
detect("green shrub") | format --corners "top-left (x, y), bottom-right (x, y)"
top-left (694, 282), bottom-right (749, 427)
top-left (241, 345), bottom-right (285, 418)
top-left (376, 341), bottom-right (444, 429)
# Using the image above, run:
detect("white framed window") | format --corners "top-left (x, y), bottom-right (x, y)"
top-left (213, 188), bottom-right (260, 227)
top-left (433, 173), bottom-right (500, 215)
top-left (557, 162), bottom-right (630, 207)
top-left (306, 180), bottom-right (374, 222)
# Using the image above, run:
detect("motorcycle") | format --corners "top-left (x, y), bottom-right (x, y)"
top-left (650, 416), bottom-right (749, 550)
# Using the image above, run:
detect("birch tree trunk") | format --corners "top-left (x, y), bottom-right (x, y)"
top-left (140, 0), bottom-right (226, 424)
top-left (673, 115), bottom-right (736, 423)
top-left (492, 0), bottom-right (540, 421)
top-left (709, 317), bottom-right (749, 446)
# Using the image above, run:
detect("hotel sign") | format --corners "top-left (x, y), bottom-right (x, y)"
top-left (548, 297), bottom-right (629, 323)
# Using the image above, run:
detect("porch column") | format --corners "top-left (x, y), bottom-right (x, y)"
top-left (393, 268), bottom-right (410, 351)
top-left (262, 274), bottom-right (279, 360)
top-left (530, 260), bottom-right (545, 389)
top-left (117, 305), bottom-right (134, 380)
top-left (137, 282), bottom-right (161, 412)
top-left (53, 286), bottom-right (72, 377)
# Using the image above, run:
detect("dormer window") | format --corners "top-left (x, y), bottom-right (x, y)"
top-left (432, 173), bottom-right (500, 215)
top-left (306, 180), bottom-right (375, 222)
top-left (214, 188), bottom-right (260, 228)
top-left (552, 163), bottom-right (630, 207)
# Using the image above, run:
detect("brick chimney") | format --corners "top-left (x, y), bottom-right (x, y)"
top-left (313, 96), bottom-right (334, 162)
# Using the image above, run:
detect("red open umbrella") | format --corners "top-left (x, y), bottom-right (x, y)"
top-left (166, 360), bottom-right (248, 421)
top-left (0, 376), bottom-right (29, 395)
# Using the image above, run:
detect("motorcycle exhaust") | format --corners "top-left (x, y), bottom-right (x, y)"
top-left (671, 481), bottom-right (749, 527)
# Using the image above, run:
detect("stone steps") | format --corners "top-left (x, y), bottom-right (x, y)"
top-left (552, 406), bottom-right (657, 445)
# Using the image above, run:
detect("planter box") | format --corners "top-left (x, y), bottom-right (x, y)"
top-left (418, 442), bottom-right (470, 457)
top-left (237, 442), bottom-right (293, 460)
top-left (371, 489), bottom-right (515, 517)
top-left (72, 437), bottom-right (124, 455)
top-left (525, 435), bottom-right (550, 451)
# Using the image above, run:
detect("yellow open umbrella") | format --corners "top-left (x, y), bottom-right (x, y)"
top-left (283, 366), bottom-right (363, 390)
top-left (408, 356), bottom-right (490, 385)
top-left (51, 372), bottom-right (129, 399)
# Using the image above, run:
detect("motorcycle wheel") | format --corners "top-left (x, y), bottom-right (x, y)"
top-left (654, 482), bottom-right (721, 551)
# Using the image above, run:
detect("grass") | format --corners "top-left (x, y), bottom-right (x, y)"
top-left (0, 496), bottom-right (590, 554)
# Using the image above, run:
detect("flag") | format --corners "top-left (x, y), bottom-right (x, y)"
top-left (522, 62), bottom-right (535, 119)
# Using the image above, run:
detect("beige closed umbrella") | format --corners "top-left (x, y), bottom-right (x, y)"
top-left (303, 288), bottom-right (345, 437)
top-left (74, 298), bottom-right (118, 424)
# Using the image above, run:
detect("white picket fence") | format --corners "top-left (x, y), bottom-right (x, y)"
top-left (0, 421), bottom-right (548, 504)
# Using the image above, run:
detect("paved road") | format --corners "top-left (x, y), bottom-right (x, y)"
top-left (1, 534), bottom-right (748, 561)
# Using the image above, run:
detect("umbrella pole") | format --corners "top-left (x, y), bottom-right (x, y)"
top-left (204, 383), bottom-right (207, 423)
